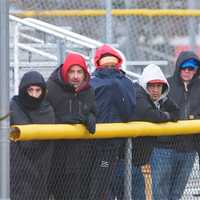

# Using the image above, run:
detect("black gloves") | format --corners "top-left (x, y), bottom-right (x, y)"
top-left (84, 114), bottom-right (96, 134)
top-left (169, 112), bottom-right (179, 122)
top-left (78, 114), bottom-right (96, 134)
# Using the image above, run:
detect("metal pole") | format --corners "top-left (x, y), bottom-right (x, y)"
top-left (106, 0), bottom-right (112, 44)
top-left (0, 0), bottom-right (10, 199)
top-left (13, 23), bottom-right (20, 95)
top-left (188, 0), bottom-right (196, 51)
top-left (124, 138), bottom-right (132, 200)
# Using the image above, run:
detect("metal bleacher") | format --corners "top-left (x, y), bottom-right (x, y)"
top-left (9, 15), bottom-right (157, 97)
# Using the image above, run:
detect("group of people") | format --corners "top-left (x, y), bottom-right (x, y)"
top-left (10, 43), bottom-right (200, 200)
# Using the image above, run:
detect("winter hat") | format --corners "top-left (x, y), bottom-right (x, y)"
top-left (148, 79), bottom-right (167, 84)
top-left (180, 59), bottom-right (199, 70)
top-left (99, 54), bottom-right (119, 67)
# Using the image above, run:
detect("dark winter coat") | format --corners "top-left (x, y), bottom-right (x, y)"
top-left (46, 56), bottom-right (96, 199)
top-left (46, 66), bottom-right (96, 169)
top-left (168, 51), bottom-right (200, 152)
top-left (10, 71), bottom-right (55, 200)
top-left (133, 64), bottom-right (179, 166)
top-left (90, 68), bottom-right (136, 160)
top-left (91, 68), bottom-right (136, 123)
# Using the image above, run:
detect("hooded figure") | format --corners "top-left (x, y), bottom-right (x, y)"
top-left (90, 44), bottom-right (136, 199)
top-left (46, 52), bottom-right (96, 199)
top-left (10, 71), bottom-right (55, 200)
top-left (154, 50), bottom-right (200, 200)
top-left (132, 64), bottom-right (179, 200)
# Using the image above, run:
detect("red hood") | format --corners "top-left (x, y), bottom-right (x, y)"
top-left (94, 44), bottom-right (123, 70)
top-left (61, 52), bottom-right (90, 83)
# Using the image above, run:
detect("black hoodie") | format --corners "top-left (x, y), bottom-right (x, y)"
top-left (168, 51), bottom-right (200, 152)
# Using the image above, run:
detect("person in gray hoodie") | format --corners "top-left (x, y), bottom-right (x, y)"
top-left (133, 64), bottom-right (179, 200)
top-left (156, 50), bottom-right (200, 200)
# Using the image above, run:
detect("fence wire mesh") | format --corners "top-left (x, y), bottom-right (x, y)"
top-left (8, 0), bottom-right (200, 200)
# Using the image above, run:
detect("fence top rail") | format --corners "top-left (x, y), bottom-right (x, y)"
top-left (10, 9), bottom-right (200, 17)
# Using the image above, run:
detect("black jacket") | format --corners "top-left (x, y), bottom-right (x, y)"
top-left (46, 66), bottom-right (96, 170)
top-left (168, 51), bottom-right (200, 152)
top-left (133, 83), bottom-right (179, 166)
top-left (47, 67), bottom-right (96, 124)
top-left (10, 71), bottom-right (55, 200)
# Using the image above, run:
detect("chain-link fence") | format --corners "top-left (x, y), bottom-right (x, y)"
top-left (8, 1), bottom-right (200, 200)
top-left (9, 0), bottom-right (200, 76)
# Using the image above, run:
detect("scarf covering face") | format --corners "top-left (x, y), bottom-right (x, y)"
top-left (18, 71), bottom-right (47, 110)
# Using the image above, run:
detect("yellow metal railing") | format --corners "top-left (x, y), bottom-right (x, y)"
top-left (11, 9), bottom-right (200, 18)
top-left (10, 119), bottom-right (200, 141)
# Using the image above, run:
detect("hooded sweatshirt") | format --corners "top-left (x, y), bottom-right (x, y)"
top-left (46, 52), bottom-right (96, 170)
top-left (10, 71), bottom-right (55, 124)
top-left (94, 44), bottom-right (123, 70)
top-left (168, 51), bottom-right (200, 152)
top-left (91, 44), bottom-right (136, 123)
top-left (90, 45), bottom-right (136, 157)
top-left (132, 64), bottom-right (180, 165)
top-left (47, 52), bottom-right (95, 124)
top-left (135, 64), bottom-right (172, 122)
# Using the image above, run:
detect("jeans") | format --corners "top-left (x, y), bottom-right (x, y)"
top-left (112, 160), bottom-right (146, 200)
top-left (150, 148), bottom-right (196, 200)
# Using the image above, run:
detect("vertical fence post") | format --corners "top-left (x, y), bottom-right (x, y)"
top-left (106, 0), bottom-right (112, 44)
top-left (0, 0), bottom-right (10, 199)
top-left (13, 23), bottom-right (20, 95)
top-left (188, 0), bottom-right (197, 51)
top-left (124, 139), bottom-right (132, 200)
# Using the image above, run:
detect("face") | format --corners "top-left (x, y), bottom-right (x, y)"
top-left (180, 68), bottom-right (197, 81)
top-left (147, 83), bottom-right (163, 101)
top-left (67, 65), bottom-right (85, 88)
top-left (27, 85), bottom-right (42, 98)
top-left (99, 56), bottom-right (118, 69)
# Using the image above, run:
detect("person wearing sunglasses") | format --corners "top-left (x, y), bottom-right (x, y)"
top-left (151, 51), bottom-right (200, 200)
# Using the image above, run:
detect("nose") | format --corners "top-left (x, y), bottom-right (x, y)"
top-left (74, 72), bottom-right (79, 79)
top-left (32, 90), bottom-right (37, 97)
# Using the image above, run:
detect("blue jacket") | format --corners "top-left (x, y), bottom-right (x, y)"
top-left (91, 68), bottom-right (136, 123)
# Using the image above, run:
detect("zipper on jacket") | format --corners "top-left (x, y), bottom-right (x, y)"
top-left (183, 86), bottom-right (190, 119)
top-left (78, 101), bottom-right (82, 115)
top-left (69, 99), bottom-right (72, 113)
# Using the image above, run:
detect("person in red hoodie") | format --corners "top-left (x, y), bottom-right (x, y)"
top-left (46, 52), bottom-right (96, 199)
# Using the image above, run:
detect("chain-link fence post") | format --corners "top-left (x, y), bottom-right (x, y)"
top-left (0, 0), bottom-right (10, 199)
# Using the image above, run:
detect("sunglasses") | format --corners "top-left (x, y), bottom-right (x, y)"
top-left (180, 67), bottom-right (196, 71)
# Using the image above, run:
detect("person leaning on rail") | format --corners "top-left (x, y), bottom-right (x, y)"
top-left (46, 52), bottom-right (96, 200)
top-left (10, 71), bottom-right (55, 200)
top-left (151, 51), bottom-right (200, 200)
top-left (89, 44), bottom-right (136, 200)
top-left (133, 64), bottom-right (179, 200)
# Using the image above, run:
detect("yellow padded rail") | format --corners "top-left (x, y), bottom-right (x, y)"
top-left (11, 9), bottom-right (200, 18)
top-left (10, 120), bottom-right (200, 141)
